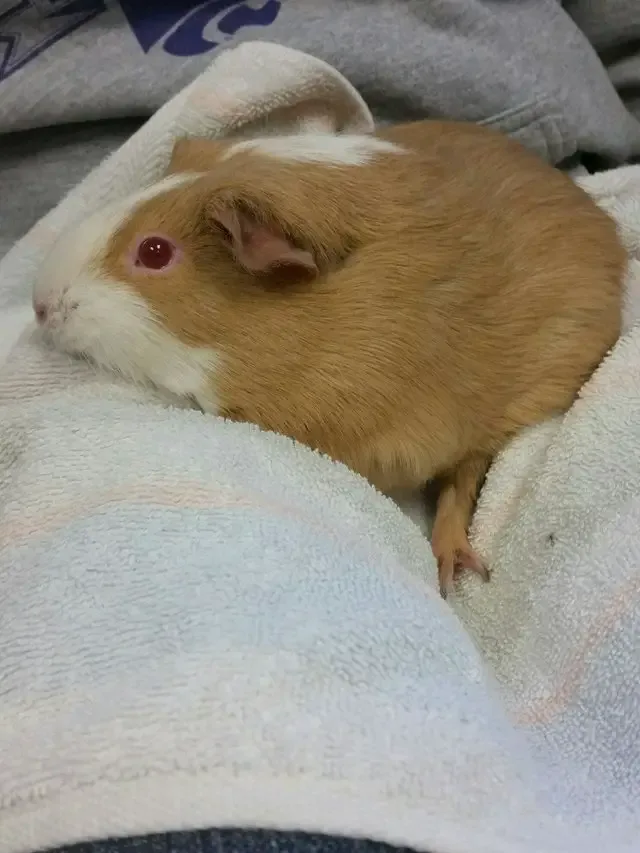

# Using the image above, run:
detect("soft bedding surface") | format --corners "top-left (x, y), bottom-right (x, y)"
top-left (0, 41), bottom-right (639, 853)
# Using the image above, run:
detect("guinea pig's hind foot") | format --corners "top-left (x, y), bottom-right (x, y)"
top-left (431, 451), bottom-right (492, 598)
top-left (432, 534), bottom-right (489, 599)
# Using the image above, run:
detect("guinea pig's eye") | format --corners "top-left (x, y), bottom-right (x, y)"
top-left (134, 235), bottom-right (176, 270)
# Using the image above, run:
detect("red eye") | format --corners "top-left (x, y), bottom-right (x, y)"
top-left (135, 235), bottom-right (176, 270)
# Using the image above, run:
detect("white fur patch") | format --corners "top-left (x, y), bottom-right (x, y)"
top-left (223, 132), bottom-right (404, 167)
top-left (33, 173), bottom-right (218, 406)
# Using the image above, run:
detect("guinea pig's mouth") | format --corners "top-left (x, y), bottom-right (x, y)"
top-left (34, 279), bottom-right (134, 360)
top-left (38, 307), bottom-right (80, 345)
top-left (37, 302), bottom-right (106, 364)
top-left (34, 296), bottom-right (79, 330)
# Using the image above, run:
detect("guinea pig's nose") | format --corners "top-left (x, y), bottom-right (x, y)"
top-left (33, 300), bottom-right (48, 324)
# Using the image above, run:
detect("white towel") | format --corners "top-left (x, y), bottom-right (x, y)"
top-left (1, 41), bottom-right (639, 853)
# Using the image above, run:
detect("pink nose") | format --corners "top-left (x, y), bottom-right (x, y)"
top-left (33, 300), bottom-right (48, 324)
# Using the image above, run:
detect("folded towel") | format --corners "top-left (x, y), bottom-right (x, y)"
top-left (1, 41), bottom-right (639, 853)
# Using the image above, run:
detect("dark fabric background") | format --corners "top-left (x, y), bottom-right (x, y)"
top-left (51, 830), bottom-right (419, 853)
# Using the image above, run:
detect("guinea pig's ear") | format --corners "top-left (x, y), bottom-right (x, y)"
top-left (208, 201), bottom-right (319, 278)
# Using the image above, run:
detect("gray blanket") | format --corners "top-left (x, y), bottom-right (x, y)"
top-left (1, 0), bottom-right (640, 258)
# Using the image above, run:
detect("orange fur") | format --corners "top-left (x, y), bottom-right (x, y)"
top-left (103, 121), bottom-right (625, 594)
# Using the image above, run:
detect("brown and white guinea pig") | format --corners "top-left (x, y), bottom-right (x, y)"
top-left (32, 120), bottom-right (626, 596)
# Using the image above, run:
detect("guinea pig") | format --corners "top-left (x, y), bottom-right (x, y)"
top-left (32, 120), bottom-right (626, 596)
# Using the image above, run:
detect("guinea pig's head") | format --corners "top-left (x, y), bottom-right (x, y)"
top-left (32, 132), bottom-right (403, 408)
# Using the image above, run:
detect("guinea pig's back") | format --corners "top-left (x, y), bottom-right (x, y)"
top-left (377, 119), bottom-right (626, 431)
top-left (378, 120), bottom-right (620, 271)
